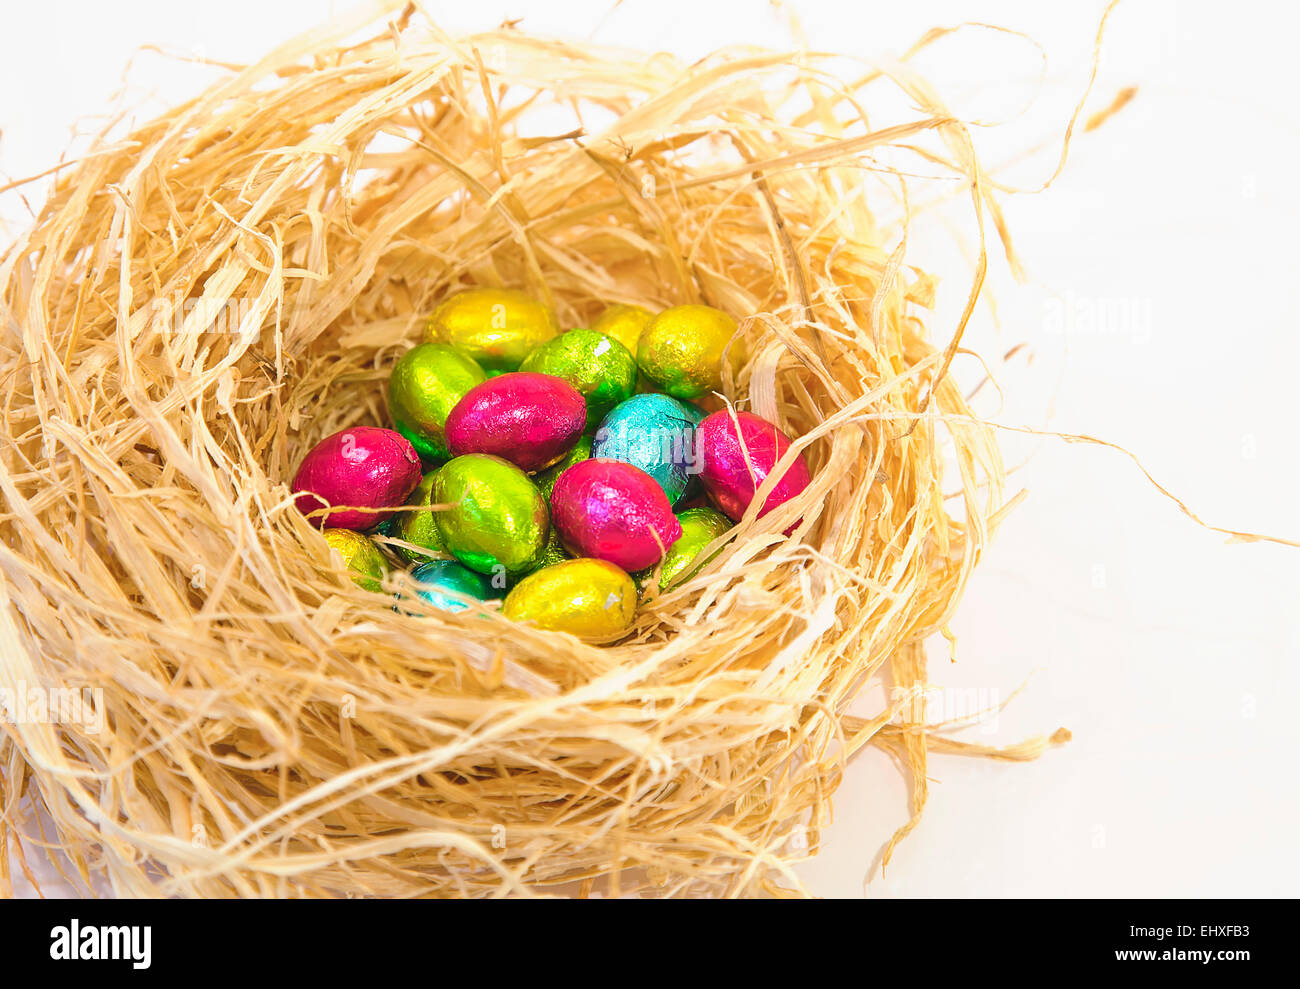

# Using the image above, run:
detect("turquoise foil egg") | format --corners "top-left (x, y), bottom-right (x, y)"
top-left (591, 393), bottom-right (706, 504)
top-left (409, 560), bottom-right (496, 613)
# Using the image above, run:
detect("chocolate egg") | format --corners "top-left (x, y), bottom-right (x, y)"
top-left (697, 411), bottom-right (811, 523)
top-left (534, 434), bottom-right (592, 500)
top-left (432, 454), bottom-right (549, 577)
top-left (292, 426), bottom-right (422, 530)
top-left (388, 343), bottom-right (485, 462)
top-left (590, 303), bottom-right (653, 355)
top-left (519, 329), bottom-right (638, 429)
top-left (636, 304), bottom-right (738, 400)
top-left (424, 287), bottom-right (558, 372)
top-left (591, 393), bottom-right (705, 504)
top-left (503, 558), bottom-right (637, 637)
top-left (409, 559), bottom-right (496, 613)
top-left (322, 528), bottom-right (389, 592)
top-left (532, 528), bottom-right (572, 571)
top-left (445, 372), bottom-right (586, 472)
top-left (637, 507), bottom-right (732, 589)
top-left (385, 470), bottom-right (447, 563)
top-left (550, 459), bottom-right (682, 572)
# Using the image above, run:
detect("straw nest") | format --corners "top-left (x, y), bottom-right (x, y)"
top-left (0, 5), bottom-right (1067, 897)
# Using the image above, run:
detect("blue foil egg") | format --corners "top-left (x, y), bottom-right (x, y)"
top-left (591, 393), bottom-right (706, 504)
top-left (409, 560), bottom-right (497, 613)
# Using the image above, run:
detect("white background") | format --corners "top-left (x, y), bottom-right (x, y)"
top-left (2, 0), bottom-right (1297, 897)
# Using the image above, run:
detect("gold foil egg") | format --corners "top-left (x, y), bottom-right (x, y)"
top-left (635, 304), bottom-right (738, 400)
top-left (503, 558), bottom-right (637, 637)
top-left (590, 303), bottom-right (654, 355)
top-left (322, 528), bottom-right (389, 592)
top-left (424, 287), bottom-right (559, 372)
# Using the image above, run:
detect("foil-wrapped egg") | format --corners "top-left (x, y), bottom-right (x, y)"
top-left (532, 528), bottom-right (572, 571)
top-left (590, 303), bottom-right (653, 355)
top-left (503, 558), bottom-right (637, 637)
top-left (388, 343), bottom-right (485, 463)
top-left (432, 454), bottom-right (549, 577)
top-left (591, 393), bottom-right (706, 504)
top-left (424, 287), bottom-right (558, 372)
top-left (636, 304), bottom-right (738, 400)
top-left (292, 426), bottom-right (422, 530)
top-left (322, 528), bottom-right (389, 592)
top-left (549, 459), bottom-right (682, 572)
top-left (408, 559), bottom-right (496, 613)
top-left (445, 372), bottom-right (587, 472)
top-left (534, 434), bottom-right (592, 501)
top-left (384, 469), bottom-right (447, 564)
top-left (636, 506), bottom-right (732, 590)
top-left (519, 328), bottom-right (638, 429)
top-left (697, 410), bottom-right (811, 524)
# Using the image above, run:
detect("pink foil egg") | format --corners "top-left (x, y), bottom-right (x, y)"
top-left (445, 372), bottom-right (586, 472)
top-left (550, 459), bottom-right (682, 572)
top-left (697, 410), bottom-right (811, 525)
top-left (291, 426), bottom-right (422, 530)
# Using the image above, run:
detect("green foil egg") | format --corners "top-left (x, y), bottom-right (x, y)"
top-left (519, 329), bottom-right (638, 430)
top-left (532, 528), bottom-right (572, 572)
top-left (389, 343), bottom-right (486, 462)
top-left (322, 528), bottom-right (389, 592)
top-left (424, 288), bottom-right (559, 372)
top-left (409, 559), bottom-right (496, 613)
top-left (533, 434), bottom-right (593, 500)
top-left (386, 470), bottom-right (448, 563)
top-left (432, 454), bottom-right (549, 577)
top-left (636, 304), bottom-right (738, 400)
top-left (636, 506), bottom-right (731, 590)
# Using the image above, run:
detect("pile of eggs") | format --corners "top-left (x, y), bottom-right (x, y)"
top-left (291, 288), bottom-right (812, 637)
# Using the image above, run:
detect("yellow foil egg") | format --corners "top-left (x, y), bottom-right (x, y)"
top-left (322, 528), bottom-right (389, 592)
top-left (424, 288), bottom-right (559, 372)
top-left (503, 558), bottom-right (637, 637)
top-left (636, 304), bottom-right (738, 400)
top-left (590, 303), bottom-right (654, 355)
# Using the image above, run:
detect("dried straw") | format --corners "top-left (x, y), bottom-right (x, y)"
top-left (0, 3), bottom-right (1068, 897)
